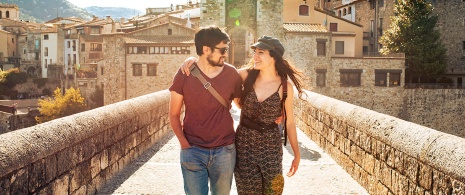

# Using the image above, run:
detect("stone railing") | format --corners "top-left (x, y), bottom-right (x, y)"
top-left (294, 90), bottom-right (465, 194)
top-left (0, 90), bottom-right (171, 194)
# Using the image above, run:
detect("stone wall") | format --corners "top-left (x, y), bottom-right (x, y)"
top-left (295, 90), bottom-right (465, 194)
top-left (0, 90), bottom-right (172, 194)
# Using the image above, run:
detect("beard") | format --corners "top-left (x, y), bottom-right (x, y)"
top-left (207, 54), bottom-right (225, 67)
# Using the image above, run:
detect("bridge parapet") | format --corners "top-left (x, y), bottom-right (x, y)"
top-left (0, 90), bottom-right (171, 194)
top-left (295, 90), bottom-right (465, 194)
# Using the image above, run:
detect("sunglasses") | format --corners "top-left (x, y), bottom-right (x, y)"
top-left (214, 47), bottom-right (229, 55)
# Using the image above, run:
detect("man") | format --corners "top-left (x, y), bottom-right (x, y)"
top-left (169, 26), bottom-right (242, 195)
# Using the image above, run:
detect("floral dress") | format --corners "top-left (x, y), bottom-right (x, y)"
top-left (235, 85), bottom-right (284, 195)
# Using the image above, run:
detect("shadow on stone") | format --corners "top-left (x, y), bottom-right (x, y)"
top-left (284, 141), bottom-right (321, 161)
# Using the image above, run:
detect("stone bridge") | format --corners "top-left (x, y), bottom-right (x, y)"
top-left (1, 90), bottom-right (464, 194)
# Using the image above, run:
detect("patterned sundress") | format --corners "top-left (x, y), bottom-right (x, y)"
top-left (235, 85), bottom-right (284, 195)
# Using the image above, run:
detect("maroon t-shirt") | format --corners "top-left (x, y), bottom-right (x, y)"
top-left (169, 63), bottom-right (242, 148)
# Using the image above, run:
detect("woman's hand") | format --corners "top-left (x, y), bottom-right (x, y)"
top-left (181, 56), bottom-right (198, 76)
top-left (286, 157), bottom-right (300, 177)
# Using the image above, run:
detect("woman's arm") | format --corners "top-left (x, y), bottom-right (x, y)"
top-left (284, 81), bottom-right (300, 177)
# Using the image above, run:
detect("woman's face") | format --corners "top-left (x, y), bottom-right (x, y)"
top-left (252, 48), bottom-right (275, 70)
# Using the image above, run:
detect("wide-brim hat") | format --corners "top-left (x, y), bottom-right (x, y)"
top-left (251, 35), bottom-right (285, 56)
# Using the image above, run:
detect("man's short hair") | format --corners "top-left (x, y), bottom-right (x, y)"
top-left (194, 26), bottom-right (230, 56)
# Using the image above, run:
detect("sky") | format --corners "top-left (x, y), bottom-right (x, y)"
top-left (67, 0), bottom-right (196, 12)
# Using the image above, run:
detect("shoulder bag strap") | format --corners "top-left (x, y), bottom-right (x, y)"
top-left (189, 64), bottom-right (229, 108)
top-left (282, 77), bottom-right (288, 146)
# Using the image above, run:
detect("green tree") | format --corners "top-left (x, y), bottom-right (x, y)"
top-left (379, 0), bottom-right (447, 83)
top-left (36, 87), bottom-right (88, 123)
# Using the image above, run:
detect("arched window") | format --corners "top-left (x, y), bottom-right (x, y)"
top-left (0, 11), bottom-right (2, 19)
top-left (343, 8), bottom-right (346, 16)
top-left (348, 7), bottom-right (352, 14)
top-left (299, 5), bottom-right (309, 16)
top-left (6, 11), bottom-right (10, 18)
top-left (338, 10), bottom-right (341, 16)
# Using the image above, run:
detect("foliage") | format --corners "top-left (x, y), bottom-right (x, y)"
top-left (36, 87), bottom-right (88, 123)
top-left (42, 88), bottom-right (52, 96)
top-left (0, 68), bottom-right (29, 98)
top-left (89, 86), bottom-right (104, 108)
top-left (33, 78), bottom-right (49, 88)
top-left (379, 0), bottom-right (447, 83)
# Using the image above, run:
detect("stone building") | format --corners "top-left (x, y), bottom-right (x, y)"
top-left (332, 0), bottom-right (465, 87)
top-left (0, 3), bottom-right (19, 20)
top-left (103, 21), bottom-right (195, 105)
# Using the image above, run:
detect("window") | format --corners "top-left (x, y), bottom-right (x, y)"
top-left (81, 43), bottom-right (85, 51)
top-left (12, 38), bottom-right (14, 43)
top-left (379, 0), bottom-right (384, 7)
top-left (375, 71), bottom-right (387, 86)
top-left (132, 64), bottom-right (142, 76)
top-left (348, 7), bottom-right (352, 14)
top-left (127, 46), bottom-right (148, 54)
top-left (44, 34), bottom-right (49, 40)
top-left (316, 69), bottom-right (326, 87)
top-left (340, 69), bottom-right (362, 87)
top-left (35, 52), bottom-right (39, 60)
top-left (147, 64), bottom-right (158, 76)
top-left (101, 67), bottom-right (104, 75)
top-left (171, 46), bottom-right (190, 54)
top-left (68, 54), bottom-right (72, 65)
top-left (0, 11), bottom-right (2, 19)
top-left (335, 41), bottom-right (344, 54)
top-left (375, 69), bottom-right (402, 87)
top-left (72, 40), bottom-right (76, 51)
top-left (68, 41), bottom-right (71, 48)
top-left (168, 29), bottom-right (172, 35)
top-left (370, 20), bottom-right (374, 37)
top-left (390, 72), bottom-right (401, 86)
top-left (50, 59), bottom-right (52, 65)
top-left (329, 23), bottom-right (338, 32)
top-left (23, 49), bottom-right (26, 54)
top-left (149, 46), bottom-right (170, 54)
top-left (299, 5), bottom-right (309, 16)
top-left (73, 54), bottom-right (76, 65)
top-left (338, 10), bottom-right (341, 16)
top-left (44, 59), bottom-right (48, 68)
top-left (44, 47), bottom-right (49, 56)
top-left (90, 27), bottom-right (101, 34)
top-left (6, 11), bottom-right (9, 18)
top-left (343, 8), bottom-right (346, 16)
top-left (90, 43), bottom-right (102, 51)
top-left (316, 39), bottom-right (326, 56)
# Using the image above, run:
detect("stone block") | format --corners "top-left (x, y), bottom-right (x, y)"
top-left (73, 185), bottom-right (87, 195)
top-left (45, 154), bottom-right (58, 183)
top-left (393, 149), bottom-right (405, 174)
top-left (81, 138), bottom-right (95, 161)
top-left (69, 161), bottom-right (91, 193)
top-left (404, 156), bottom-right (418, 185)
top-left (432, 170), bottom-right (452, 195)
top-left (386, 146), bottom-right (395, 168)
top-left (28, 159), bottom-right (46, 193)
top-left (0, 176), bottom-right (10, 195)
top-left (10, 168), bottom-right (29, 194)
top-left (380, 162), bottom-right (392, 190)
top-left (451, 178), bottom-right (465, 195)
top-left (418, 163), bottom-right (433, 190)
top-left (90, 153), bottom-right (101, 179)
top-left (376, 181), bottom-right (389, 195)
top-left (57, 147), bottom-right (73, 176)
top-left (363, 154), bottom-right (375, 175)
top-left (52, 174), bottom-right (69, 195)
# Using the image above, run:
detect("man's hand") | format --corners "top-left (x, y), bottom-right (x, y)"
top-left (181, 57), bottom-right (198, 76)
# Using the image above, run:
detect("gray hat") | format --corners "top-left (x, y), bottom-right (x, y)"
top-left (251, 35), bottom-right (285, 56)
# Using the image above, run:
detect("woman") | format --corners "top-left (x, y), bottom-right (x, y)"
top-left (181, 35), bottom-right (304, 194)
top-left (233, 35), bottom-right (303, 194)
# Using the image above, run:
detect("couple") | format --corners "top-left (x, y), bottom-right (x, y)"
top-left (169, 26), bottom-right (305, 195)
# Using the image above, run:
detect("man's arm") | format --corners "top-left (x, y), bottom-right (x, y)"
top-left (169, 91), bottom-right (191, 149)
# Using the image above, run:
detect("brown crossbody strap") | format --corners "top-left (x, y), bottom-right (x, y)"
top-left (189, 64), bottom-right (229, 108)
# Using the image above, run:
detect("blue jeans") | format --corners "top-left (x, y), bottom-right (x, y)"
top-left (180, 143), bottom-right (236, 195)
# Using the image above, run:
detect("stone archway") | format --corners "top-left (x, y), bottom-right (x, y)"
top-left (228, 27), bottom-right (256, 68)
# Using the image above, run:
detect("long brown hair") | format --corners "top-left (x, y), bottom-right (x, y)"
top-left (239, 50), bottom-right (305, 106)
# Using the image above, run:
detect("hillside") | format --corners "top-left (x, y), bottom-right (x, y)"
top-left (84, 6), bottom-right (144, 20)
top-left (1, 0), bottom-right (93, 22)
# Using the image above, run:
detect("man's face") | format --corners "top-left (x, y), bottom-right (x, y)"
top-left (207, 42), bottom-right (229, 67)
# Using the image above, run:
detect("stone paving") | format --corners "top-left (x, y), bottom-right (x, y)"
top-left (97, 107), bottom-right (369, 195)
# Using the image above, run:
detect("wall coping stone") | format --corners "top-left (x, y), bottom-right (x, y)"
top-left (302, 89), bottom-right (465, 181)
top-left (0, 90), bottom-right (170, 178)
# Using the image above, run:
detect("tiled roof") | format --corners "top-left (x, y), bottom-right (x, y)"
top-left (332, 31), bottom-right (356, 36)
top-left (124, 35), bottom-right (194, 44)
top-left (283, 23), bottom-right (328, 33)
